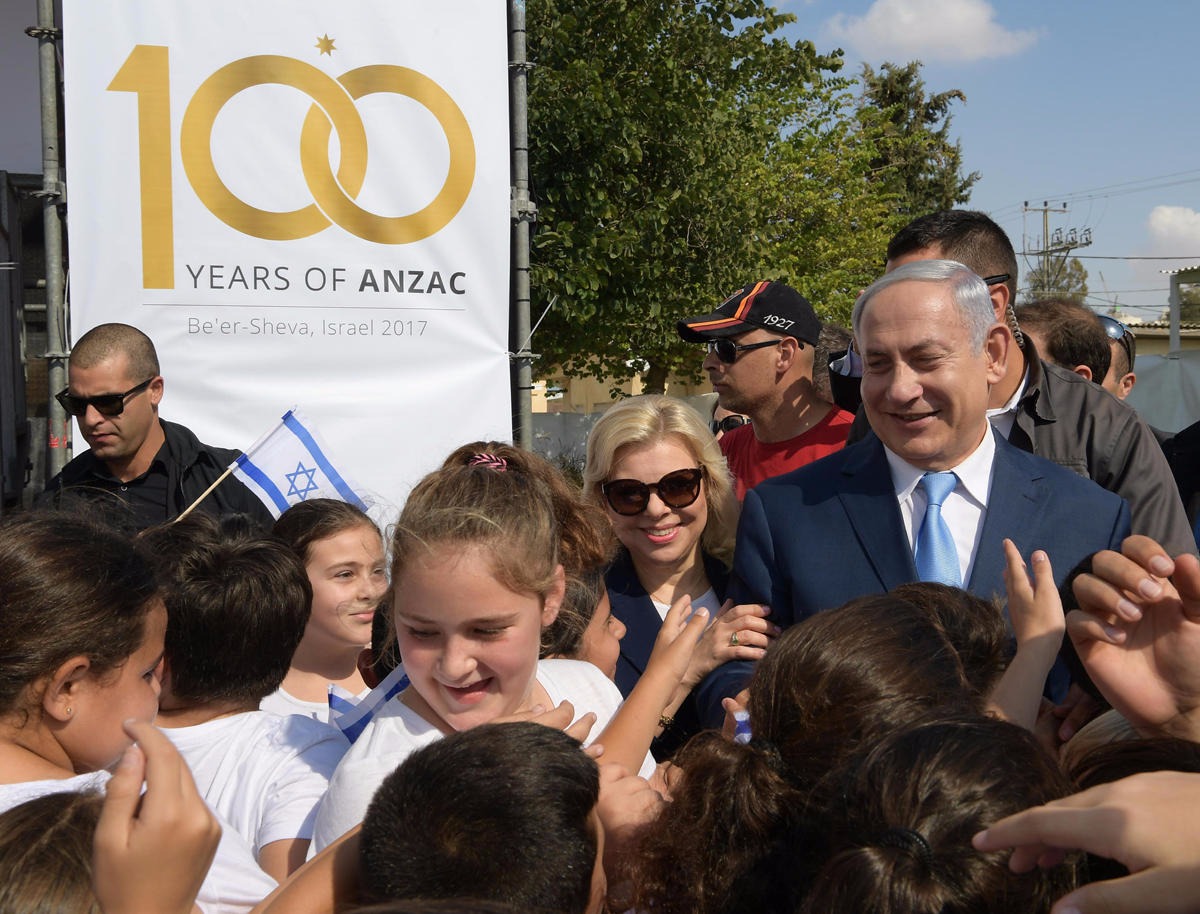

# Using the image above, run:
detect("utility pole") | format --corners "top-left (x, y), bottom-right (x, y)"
top-left (1022, 201), bottom-right (1092, 300)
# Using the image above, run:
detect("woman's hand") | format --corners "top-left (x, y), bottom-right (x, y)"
top-left (683, 600), bottom-right (778, 687)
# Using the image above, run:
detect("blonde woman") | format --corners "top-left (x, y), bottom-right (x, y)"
top-left (584, 395), bottom-right (777, 750)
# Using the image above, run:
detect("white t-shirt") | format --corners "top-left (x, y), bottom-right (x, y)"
top-left (163, 711), bottom-right (349, 854)
top-left (310, 658), bottom-right (655, 852)
top-left (260, 685), bottom-right (371, 723)
top-left (0, 772), bottom-right (277, 914)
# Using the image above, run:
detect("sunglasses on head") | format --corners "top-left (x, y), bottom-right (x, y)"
top-left (601, 467), bottom-right (705, 516)
top-left (55, 377), bottom-right (154, 418)
top-left (1098, 314), bottom-right (1136, 367)
top-left (981, 273), bottom-right (1011, 287)
top-left (705, 337), bottom-right (786, 364)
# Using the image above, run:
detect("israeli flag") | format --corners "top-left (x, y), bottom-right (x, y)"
top-left (328, 664), bottom-right (409, 744)
top-left (231, 408), bottom-right (366, 518)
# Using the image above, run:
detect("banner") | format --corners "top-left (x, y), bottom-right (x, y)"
top-left (61, 0), bottom-right (512, 516)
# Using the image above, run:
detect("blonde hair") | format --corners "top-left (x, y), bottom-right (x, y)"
top-left (583, 395), bottom-right (738, 566)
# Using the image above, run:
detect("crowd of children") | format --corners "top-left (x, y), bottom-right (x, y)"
top-left (4, 419), bottom-right (1200, 913)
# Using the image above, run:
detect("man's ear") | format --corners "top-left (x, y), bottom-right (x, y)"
top-left (43, 655), bottom-right (91, 723)
top-left (1118, 372), bottom-right (1137, 399)
top-left (148, 376), bottom-right (165, 410)
top-left (776, 336), bottom-right (802, 373)
top-left (541, 564), bottom-right (565, 628)
top-left (989, 284), bottom-right (1011, 323)
top-left (1072, 364), bottom-right (1094, 381)
top-left (983, 324), bottom-right (1011, 387)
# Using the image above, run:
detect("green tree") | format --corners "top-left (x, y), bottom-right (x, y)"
top-left (1179, 284), bottom-right (1200, 323)
top-left (526, 0), bottom-right (899, 391)
top-left (856, 61), bottom-right (979, 216)
top-left (1023, 256), bottom-right (1089, 304)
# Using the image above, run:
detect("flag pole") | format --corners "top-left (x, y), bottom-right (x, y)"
top-left (174, 465), bottom-right (236, 522)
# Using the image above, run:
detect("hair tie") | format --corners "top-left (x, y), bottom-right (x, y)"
top-left (748, 737), bottom-right (788, 776)
top-left (877, 828), bottom-right (933, 869)
top-left (468, 453), bottom-right (507, 471)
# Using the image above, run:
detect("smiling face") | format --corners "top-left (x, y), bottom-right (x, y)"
top-left (394, 544), bottom-right (562, 733)
top-left (59, 600), bottom-right (166, 773)
top-left (604, 437), bottom-right (707, 578)
top-left (303, 523), bottom-right (388, 651)
top-left (859, 280), bottom-right (1004, 471)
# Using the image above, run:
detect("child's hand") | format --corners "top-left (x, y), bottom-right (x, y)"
top-left (92, 720), bottom-right (221, 914)
top-left (597, 764), bottom-right (664, 862)
top-left (497, 700), bottom-right (599, 744)
top-left (1003, 539), bottom-right (1065, 653)
top-left (644, 595), bottom-right (709, 687)
top-left (720, 690), bottom-right (751, 742)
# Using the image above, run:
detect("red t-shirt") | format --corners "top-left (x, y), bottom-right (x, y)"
top-left (720, 407), bottom-right (854, 499)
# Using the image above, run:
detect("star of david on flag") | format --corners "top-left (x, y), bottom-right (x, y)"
top-left (230, 408), bottom-right (366, 518)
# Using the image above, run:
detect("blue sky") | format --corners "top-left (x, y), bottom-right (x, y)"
top-left (779, 0), bottom-right (1200, 321)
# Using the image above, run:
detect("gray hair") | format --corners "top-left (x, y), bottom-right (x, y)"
top-left (852, 260), bottom-right (996, 350)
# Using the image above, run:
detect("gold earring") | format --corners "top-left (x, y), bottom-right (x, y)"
top-left (65, 707), bottom-right (73, 716)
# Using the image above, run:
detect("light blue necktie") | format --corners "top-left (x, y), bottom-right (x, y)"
top-left (915, 472), bottom-right (961, 587)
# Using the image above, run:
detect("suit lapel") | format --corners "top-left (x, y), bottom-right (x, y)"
top-left (967, 435), bottom-right (1047, 595)
top-left (837, 438), bottom-right (917, 590)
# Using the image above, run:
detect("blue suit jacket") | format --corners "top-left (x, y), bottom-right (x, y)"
top-left (605, 547), bottom-right (729, 698)
top-left (729, 430), bottom-right (1132, 626)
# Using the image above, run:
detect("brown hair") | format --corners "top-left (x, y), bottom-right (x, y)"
top-left (0, 790), bottom-right (103, 914)
top-left (628, 594), bottom-right (979, 914)
top-left (0, 512), bottom-right (159, 718)
top-left (273, 498), bottom-right (382, 565)
top-left (393, 442), bottom-right (612, 597)
top-left (70, 323), bottom-right (160, 381)
top-left (800, 715), bottom-right (1076, 914)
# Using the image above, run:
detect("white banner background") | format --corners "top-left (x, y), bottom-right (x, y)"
top-left (62, 0), bottom-right (512, 517)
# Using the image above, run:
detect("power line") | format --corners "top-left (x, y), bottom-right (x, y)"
top-left (1018, 253), bottom-right (1200, 261)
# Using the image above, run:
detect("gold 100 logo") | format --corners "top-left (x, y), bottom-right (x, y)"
top-left (109, 45), bottom-right (477, 289)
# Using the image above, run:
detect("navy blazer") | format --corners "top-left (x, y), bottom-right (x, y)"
top-left (605, 547), bottom-right (730, 698)
top-left (730, 429), bottom-right (1131, 626)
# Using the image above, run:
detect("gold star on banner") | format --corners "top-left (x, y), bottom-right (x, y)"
top-left (315, 34), bottom-right (336, 56)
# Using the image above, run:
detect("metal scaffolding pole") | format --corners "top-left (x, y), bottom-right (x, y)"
top-left (30, 0), bottom-right (68, 477)
top-left (508, 0), bottom-right (536, 449)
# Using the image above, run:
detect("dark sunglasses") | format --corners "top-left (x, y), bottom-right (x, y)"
top-left (1098, 314), bottom-right (1136, 367)
top-left (55, 377), bottom-right (154, 418)
top-left (981, 273), bottom-right (1011, 287)
top-left (705, 337), bottom-right (786, 364)
top-left (713, 414), bottom-right (749, 435)
top-left (601, 467), bottom-right (705, 516)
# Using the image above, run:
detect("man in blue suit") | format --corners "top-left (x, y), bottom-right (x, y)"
top-left (730, 260), bottom-right (1131, 626)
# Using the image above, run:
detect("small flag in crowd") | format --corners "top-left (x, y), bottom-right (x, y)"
top-left (329, 664), bottom-right (409, 743)
top-left (231, 408), bottom-right (366, 518)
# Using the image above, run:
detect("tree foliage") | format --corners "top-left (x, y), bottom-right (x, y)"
top-left (525, 3), bottom-right (970, 390)
top-left (1023, 256), bottom-right (1089, 305)
top-left (856, 61), bottom-right (979, 217)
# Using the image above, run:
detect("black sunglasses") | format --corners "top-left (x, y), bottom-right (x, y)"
top-left (705, 337), bottom-right (786, 364)
top-left (713, 414), bottom-right (749, 435)
top-left (981, 273), bottom-right (1011, 287)
top-left (601, 467), bottom-right (705, 516)
top-left (55, 377), bottom-right (154, 418)
top-left (1098, 314), bottom-right (1136, 367)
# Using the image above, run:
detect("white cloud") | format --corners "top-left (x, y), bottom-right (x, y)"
top-left (823, 0), bottom-right (1041, 64)
top-left (1146, 206), bottom-right (1200, 257)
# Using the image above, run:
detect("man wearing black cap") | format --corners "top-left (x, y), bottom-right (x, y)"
top-left (678, 280), bottom-right (852, 498)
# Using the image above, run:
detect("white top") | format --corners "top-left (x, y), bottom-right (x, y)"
top-left (163, 711), bottom-right (349, 854)
top-left (985, 361), bottom-right (1029, 440)
top-left (884, 426), bottom-right (996, 585)
top-left (0, 772), bottom-right (277, 914)
top-left (260, 686), bottom-right (330, 722)
top-left (310, 658), bottom-right (655, 852)
top-left (649, 586), bottom-right (723, 620)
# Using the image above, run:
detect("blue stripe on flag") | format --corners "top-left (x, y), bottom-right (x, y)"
top-left (234, 454), bottom-right (291, 513)
top-left (282, 411), bottom-right (366, 509)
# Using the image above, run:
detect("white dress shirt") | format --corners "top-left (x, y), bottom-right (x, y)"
top-left (884, 426), bottom-right (997, 585)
